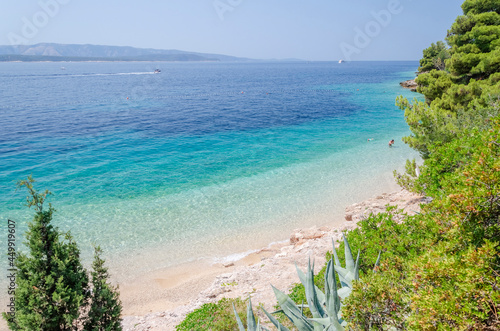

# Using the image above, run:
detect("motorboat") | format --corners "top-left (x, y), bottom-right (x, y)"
top-left (154, 69), bottom-right (161, 73)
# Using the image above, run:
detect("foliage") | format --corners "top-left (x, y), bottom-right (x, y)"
top-left (447, 1), bottom-right (500, 80)
top-left (408, 240), bottom-right (500, 330)
top-left (394, 159), bottom-right (420, 192)
top-left (83, 246), bottom-right (123, 331)
top-left (2, 176), bottom-right (122, 331)
top-left (397, 0), bottom-right (500, 157)
top-left (233, 236), bottom-right (382, 331)
top-left (335, 208), bottom-right (440, 329)
top-left (176, 297), bottom-right (247, 331)
top-left (2, 176), bottom-right (89, 330)
top-left (418, 41), bottom-right (450, 72)
top-left (343, 119), bottom-right (500, 329)
top-left (396, 118), bottom-right (500, 247)
top-left (342, 266), bottom-right (410, 330)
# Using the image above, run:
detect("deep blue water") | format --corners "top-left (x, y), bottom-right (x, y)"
top-left (0, 61), bottom-right (421, 279)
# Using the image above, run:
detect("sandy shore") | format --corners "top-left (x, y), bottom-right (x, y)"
top-left (120, 189), bottom-right (427, 330)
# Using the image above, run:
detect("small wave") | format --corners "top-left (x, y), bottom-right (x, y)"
top-left (67, 72), bottom-right (156, 77)
top-left (2, 72), bottom-right (157, 78)
top-left (213, 240), bottom-right (288, 264)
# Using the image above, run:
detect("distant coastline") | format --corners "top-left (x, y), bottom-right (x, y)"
top-left (0, 54), bottom-right (221, 63)
top-left (0, 43), bottom-right (309, 63)
top-left (0, 43), bottom-right (305, 63)
top-left (0, 43), bottom-right (248, 63)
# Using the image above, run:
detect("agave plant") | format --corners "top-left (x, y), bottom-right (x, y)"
top-left (234, 234), bottom-right (381, 331)
top-left (233, 298), bottom-right (268, 331)
top-left (331, 234), bottom-right (360, 301)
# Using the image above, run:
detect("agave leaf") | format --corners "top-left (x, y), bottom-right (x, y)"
top-left (354, 250), bottom-right (360, 281)
top-left (295, 263), bottom-right (307, 286)
top-left (324, 259), bottom-right (340, 318)
top-left (303, 259), bottom-right (326, 321)
top-left (334, 266), bottom-right (353, 288)
top-left (315, 285), bottom-right (325, 306)
top-left (262, 306), bottom-right (291, 331)
top-left (233, 303), bottom-right (246, 331)
top-left (247, 297), bottom-right (257, 330)
top-left (373, 251), bottom-right (382, 272)
top-left (256, 318), bottom-right (261, 331)
top-left (309, 317), bottom-right (345, 331)
top-left (344, 272), bottom-right (355, 287)
top-left (331, 238), bottom-right (341, 267)
top-left (337, 287), bottom-right (352, 300)
top-left (343, 233), bottom-right (355, 273)
top-left (336, 276), bottom-right (349, 288)
top-left (272, 285), bottom-right (314, 331)
top-left (325, 320), bottom-right (345, 331)
top-left (309, 317), bottom-right (333, 326)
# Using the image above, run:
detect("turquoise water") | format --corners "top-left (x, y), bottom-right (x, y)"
top-left (0, 61), bottom-right (421, 281)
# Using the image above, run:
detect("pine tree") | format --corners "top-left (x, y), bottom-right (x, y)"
top-left (2, 176), bottom-right (88, 330)
top-left (397, 0), bottom-right (500, 157)
top-left (83, 245), bottom-right (123, 331)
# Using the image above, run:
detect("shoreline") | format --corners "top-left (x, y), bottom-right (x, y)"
top-left (120, 188), bottom-right (427, 330)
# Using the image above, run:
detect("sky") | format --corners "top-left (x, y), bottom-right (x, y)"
top-left (0, 0), bottom-right (464, 61)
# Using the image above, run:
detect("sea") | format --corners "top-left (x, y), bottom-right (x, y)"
top-left (0, 61), bottom-right (422, 283)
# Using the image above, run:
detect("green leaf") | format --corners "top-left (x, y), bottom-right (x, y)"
top-left (272, 285), bottom-right (314, 331)
top-left (233, 304), bottom-right (246, 331)
top-left (261, 307), bottom-right (291, 331)
top-left (343, 234), bottom-right (355, 273)
top-left (247, 297), bottom-right (257, 330)
top-left (331, 238), bottom-right (341, 267)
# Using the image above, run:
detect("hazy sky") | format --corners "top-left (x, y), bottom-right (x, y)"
top-left (1, 0), bottom-right (464, 61)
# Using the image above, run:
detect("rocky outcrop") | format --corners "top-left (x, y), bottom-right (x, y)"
top-left (400, 79), bottom-right (418, 92)
top-left (122, 189), bottom-right (428, 331)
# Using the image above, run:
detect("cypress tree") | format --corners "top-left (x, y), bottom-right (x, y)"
top-left (2, 176), bottom-right (88, 330)
top-left (83, 246), bottom-right (122, 331)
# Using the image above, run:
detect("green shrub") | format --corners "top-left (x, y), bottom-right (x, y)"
top-left (176, 298), bottom-right (247, 331)
top-left (84, 246), bottom-right (122, 331)
top-left (408, 240), bottom-right (500, 330)
top-left (2, 177), bottom-right (122, 331)
top-left (2, 177), bottom-right (89, 330)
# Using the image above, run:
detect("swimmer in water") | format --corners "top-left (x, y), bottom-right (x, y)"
top-left (389, 139), bottom-right (395, 147)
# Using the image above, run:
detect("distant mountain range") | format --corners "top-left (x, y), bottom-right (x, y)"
top-left (0, 43), bottom-right (253, 62)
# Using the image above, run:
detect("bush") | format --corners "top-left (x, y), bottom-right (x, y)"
top-left (2, 177), bottom-right (88, 330)
top-left (2, 177), bottom-right (122, 330)
top-left (176, 298), bottom-right (247, 331)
